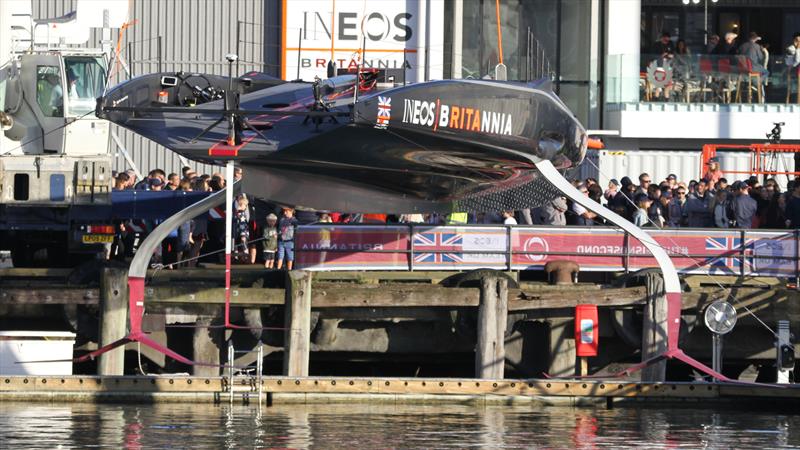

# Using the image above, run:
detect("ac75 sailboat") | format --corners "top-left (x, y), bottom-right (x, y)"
top-left (98, 69), bottom-right (584, 213)
top-left (92, 65), bottom-right (738, 384)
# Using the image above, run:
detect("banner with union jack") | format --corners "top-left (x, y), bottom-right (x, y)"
top-left (294, 225), bottom-right (797, 276)
top-left (412, 227), bottom-right (507, 269)
top-left (704, 236), bottom-right (753, 274)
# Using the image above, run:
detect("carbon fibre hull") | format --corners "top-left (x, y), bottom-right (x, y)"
top-left (99, 74), bottom-right (586, 213)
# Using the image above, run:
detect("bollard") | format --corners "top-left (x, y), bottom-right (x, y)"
top-left (98, 267), bottom-right (128, 375)
top-left (544, 260), bottom-right (580, 285)
top-left (283, 270), bottom-right (312, 376)
top-left (476, 276), bottom-right (508, 379)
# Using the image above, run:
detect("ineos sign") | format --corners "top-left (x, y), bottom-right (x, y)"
top-left (282, 0), bottom-right (443, 82)
top-left (301, 11), bottom-right (413, 42)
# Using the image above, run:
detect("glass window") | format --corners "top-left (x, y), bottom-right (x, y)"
top-left (36, 65), bottom-right (63, 117)
top-left (63, 56), bottom-right (106, 116)
top-left (459, 0), bottom-right (556, 81)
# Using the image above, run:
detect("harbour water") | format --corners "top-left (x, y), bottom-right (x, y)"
top-left (1, 402), bottom-right (798, 449)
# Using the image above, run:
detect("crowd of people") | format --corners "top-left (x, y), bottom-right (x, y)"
top-left (551, 158), bottom-right (800, 231)
top-left (108, 157), bottom-right (800, 269)
top-left (646, 29), bottom-right (800, 102)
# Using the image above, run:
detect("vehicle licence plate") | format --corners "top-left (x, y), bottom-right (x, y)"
top-left (82, 234), bottom-right (114, 244)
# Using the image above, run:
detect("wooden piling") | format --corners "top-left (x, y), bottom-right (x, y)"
top-left (476, 276), bottom-right (507, 379)
top-left (547, 316), bottom-right (576, 377)
top-left (283, 270), bottom-right (312, 376)
top-left (98, 267), bottom-right (127, 376)
top-left (641, 272), bottom-right (668, 382)
top-left (192, 316), bottom-right (221, 376)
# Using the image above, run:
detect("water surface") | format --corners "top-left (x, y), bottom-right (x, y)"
top-left (1, 402), bottom-right (798, 449)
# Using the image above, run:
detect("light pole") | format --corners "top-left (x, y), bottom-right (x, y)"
top-left (682, 0), bottom-right (719, 45)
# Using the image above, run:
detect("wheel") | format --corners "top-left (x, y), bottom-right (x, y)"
top-left (175, 74), bottom-right (220, 106)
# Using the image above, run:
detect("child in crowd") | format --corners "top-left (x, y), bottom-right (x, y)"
top-left (233, 194), bottom-right (251, 263)
top-left (262, 213), bottom-right (278, 269)
top-left (277, 207), bottom-right (299, 270)
top-left (502, 210), bottom-right (517, 225)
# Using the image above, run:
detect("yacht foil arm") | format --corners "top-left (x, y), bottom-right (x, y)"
top-left (535, 160), bottom-right (730, 382)
top-left (72, 187), bottom-right (235, 366)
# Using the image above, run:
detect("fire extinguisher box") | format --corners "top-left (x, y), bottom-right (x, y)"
top-left (575, 304), bottom-right (599, 357)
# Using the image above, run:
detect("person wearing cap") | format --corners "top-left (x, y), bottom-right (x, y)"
top-left (659, 187), bottom-right (673, 224)
top-left (702, 157), bottom-right (724, 185)
top-left (604, 179), bottom-right (620, 204)
top-left (738, 31), bottom-right (768, 78)
top-left (632, 193), bottom-right (651, 227)
top-left (665, 174), bottom-right (678, 190)
top-left (732, 181), bottom-right (757, 228)
top-left (262, 213), bottom-right (279, 269)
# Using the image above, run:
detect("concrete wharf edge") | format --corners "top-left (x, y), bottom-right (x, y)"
top-left (1, 376), bottom-right (799, 406)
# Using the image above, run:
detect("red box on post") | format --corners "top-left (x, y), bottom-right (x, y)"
top-left (575, 304), bottom-right (599, 357)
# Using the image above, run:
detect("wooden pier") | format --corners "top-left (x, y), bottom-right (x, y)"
top-left (1, 265), bottom-right (798, 389)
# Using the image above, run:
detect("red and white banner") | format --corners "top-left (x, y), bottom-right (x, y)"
top-left (295, 225), bottom-right (799, 277)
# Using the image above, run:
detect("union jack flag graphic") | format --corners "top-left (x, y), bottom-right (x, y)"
top-left (705, 237), bottom-right (753, 273)
top-left (413, 231), bottom-right (463, 263)
top-left (375, 96), bottom-right (391, 129)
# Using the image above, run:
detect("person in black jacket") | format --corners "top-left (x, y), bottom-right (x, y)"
top-left (785, 182), bottom-right (800, 228)
top-left (712, 32), bottom-right (738, 55)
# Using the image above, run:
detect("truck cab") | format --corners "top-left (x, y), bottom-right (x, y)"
top-left (1, 18), bottom-right (113, 266)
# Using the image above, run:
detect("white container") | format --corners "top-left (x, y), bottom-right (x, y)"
top-left (0, 331), bottom-right (76, 375)
top-left (578, 149), bottom-right (795, 191)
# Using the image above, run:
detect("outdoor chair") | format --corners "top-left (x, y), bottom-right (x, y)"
top-left (737, 57), bottom-right (763, 104)
top-left (717, 58), bottom-right (738, 103)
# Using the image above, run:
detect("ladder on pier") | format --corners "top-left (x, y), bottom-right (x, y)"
top-left (224, 343), bottom-right (263, 405)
